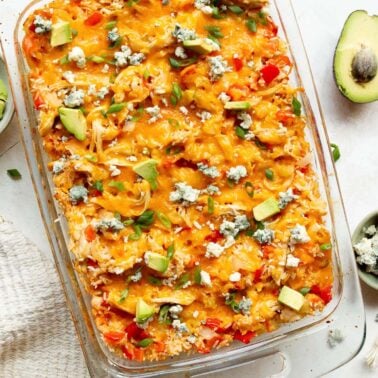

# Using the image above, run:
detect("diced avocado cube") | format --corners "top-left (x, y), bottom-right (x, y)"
top-left (136, 298), bottom-right (155, 323)
top-left (0, 79), bottom-right (8, 102)
top-left (224, 101), bottom-right (251, 110)
top-left (278, 286), bottom-right (305, 311)
top-left (145, 252), bottom-right (169, 273)
top-left (50, 21), bottom-right (72, 47)
top-left (183, 39), bottom-right (217, 55)
top-left (0, 100), bottom-right (5, 121)
top-left (253, 197), bottom-right (280, 221)
top-left (59, 107), bottom-right (87, 141)
top-left (132, 159), bottom-right (159, 190)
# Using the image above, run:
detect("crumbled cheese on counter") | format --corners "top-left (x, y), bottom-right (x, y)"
top-left (229, 272), bottom-right (241, 282)
top-left (286, 254), bottom-right (301, 268)
top-left (194, 0), bottom-right (213, 14)
top-left (52, 159), bottom-right (65, 174)
top-left (64, 88), bottom-right (84, 108)
top-left (238, 296), bottom-right (252, 315)
top-left (200, 270), bottom-right (212, 286)
top-left (130, 271), bottom-right (142, 282)
top-left (208, 56), bottom-right (232, 81)
top-left (226, 165), bottom-right (247, 183)
top-left (169, 304), bottom-right (183, 319)
top-left (109, 164), bottom-right (121, 177)
top-left (108, 28), bottom-right (120, 43)
top-left (172, 23), bottom-right (197, 42)
top-left (69, 185), bottom-right (88, 204)
top-left (278, 188), bottom-right (299, 209)
top-left (62, 71), bottom-right (75, 84)
top-left (218, 92), bottom-right (231, 104)
top-left (328, 328), bottom-right (344, 348)
top-left (175, 46), bottom-right (188, 59)
top-left (172, 319), bottom-right (189, 333)
top-left (197, 162), bottom-right (220, 178)
top-left (290, 224), bottom-right (310, 244)
top-left (169, 182), bottom-right (200, 204)
top-left (353, 226), bottom-right (378, 275)
top-left (68, 47), bottom-right (86, 68)
top-left (205, 242), bottom-right (225, 258)
top-left (196, 111), bottom-right (212, 123)
top-left (220, 215), bottom-right (250, 238)
top-left (114, 45), bottom-right (132, 67)
top-left (237, 112), bottom-right (252, 129)
top-left (145, 105), bottom-right (162, 123)
top-left (253, 228), bottom-right (275, 244)
top-left (95, 218), bottom-right (125, 232)
top-left (34, 15), bottom-right (52, 34)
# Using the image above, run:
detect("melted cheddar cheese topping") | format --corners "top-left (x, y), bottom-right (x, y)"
top-left (24, 0), bottom-right (333, 361)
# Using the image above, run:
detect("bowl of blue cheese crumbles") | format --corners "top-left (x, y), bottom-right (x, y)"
top-left (352, 212), bottom-right (378, 290)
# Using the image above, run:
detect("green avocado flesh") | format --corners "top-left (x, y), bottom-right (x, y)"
top-left (50, 21), bottom-right (72, 47)
top-left (59, 107), bottom-right (87, 141)
top-left (334, 10), bottom-right (378, 103)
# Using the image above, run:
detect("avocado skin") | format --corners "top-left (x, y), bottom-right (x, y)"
top-left (333, 10), bottom-right (378, 103)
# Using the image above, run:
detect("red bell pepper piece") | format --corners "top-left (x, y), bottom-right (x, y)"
top-left (204, 318), bottom-right (228, 333)
top-left (125, 322), bottom-right (149, 341)
top-left (232, 57), bottom-right (243, 71)
top-left (33, 93), bottom-right (45, 110)
top-left (311, 285), bottom-right (332, 304)
top-left (84, 12), bottom-right (103, 26)
top-left (260, 64), bottom-right (280, 85)
top-left (104, 331), bottom-right (125, 344)
top-left (234, 330), bottom-right (256, 344)
top-left (84, 225), bottom-right (96, 242)
top-left (205, 230), bottom-right (223, 243)
top-left (253, 266), bottom-right (264, 283)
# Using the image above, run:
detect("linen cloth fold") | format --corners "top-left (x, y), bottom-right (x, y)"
top-left (0, 217), bottom-right (89, 378)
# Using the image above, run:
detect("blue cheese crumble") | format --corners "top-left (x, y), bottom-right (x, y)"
top-left (290, 224), bottom-right (310, 244)
top-left (237, 112), bottom-right (252, 129)
top-left (172, 319), bottom-right (189, 333)
top-left (226, 165), bottom-right (247, 183)
top-left (114, 45), bottom-right (132, 67)
top-left (253, 228), bottom-right (275, 244)
top-left (62, 71), bottom-right (75, 84)
top-left (170, 182), bottom-right (200, 204)
top-left (168, 305), bottom-right (183, 319)
top-left (69, 185), bottom-right (88, 204)
top-left (278, 188), bottom-right (298, 209)
top-left (175, 46), bottom-right (188, 59)
top-left (328, 328), bottom-right (344, 348)
top-left (194, 0), bottom-right (213, 14)
top-left (218, 92), bottom-right (231, 104)
top-left (172, 23), bottom-right (197, 42)
top-left (353, 225), bottom-right (378, 275)
top-left (68, 47), bottom-right (86, 68)
top-left (130, 270), bottom-right (142, 282)
top-left (129, 52), bottom-right (146, 66)
top-left (197, 162), bottom-right (220, 178)
top-left (208, 55), bottom-right (232, 81)
top-left (204, 184), bottom-right (220, 195)
top-left (205, 242), bottom-right (224, 258)
top-left (238, 296), bottom-right (252, 315)
top-left (108, 28), bottom-right (120, 43)
top-left (64, 89), bottom-right (84, 108)
top-left (145, 105), bottom-right (162, 123)
top-left (95, 218), bottom-right (125, 232)
top-left (220, 215), bottom-right (250, 238)
top-left (52, 159), bottom-right (65, 174)
top-left (200, 270), bottom-right (212, 286)
top-left (34, 15), bottom-right (52, 34)
top-left (196, 111), bottom-right (212, 123)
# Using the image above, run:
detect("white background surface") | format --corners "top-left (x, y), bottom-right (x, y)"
top-left (0, 0), bottom-right (377, 376)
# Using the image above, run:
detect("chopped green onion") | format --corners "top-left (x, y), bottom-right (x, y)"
top-left (114, 212), bottom-right (121, 221)
top-left (157, 212), bottom-right (172, 229)
top-left (107, 102), bottom-right (127, 114)
top-left (108, 180), bottom-right (125, 191)
top-left (331, 143), bottom-right (340, 162)
top-left (59, 55), bottom-right (69, 65)
top-left (129, 224), bottom-right (142, 240)
top-left (118, 288), bottom-right (129, 303)
top-left (167, 243), bottom-right (175, 259)
top-left (170, 82), bottom-right (182, 105)
top-left (205, 25), bottom-right (224, 39)
top-left (169, 57), bottom-right (198, 69)
top-left (127, 0), bottom-right (139, 6)
top-left (131, 106), bottom-right (145, 122)
top-left (148, 276), bottom-right (163, 286)
top-left (235, 126), bottom-right (246, 139)
top-left (136, 338), bottom-right (153, 348)
top-left (168, 118), bottom-right (180, 128)
top-left (105, 21), bottom-right (117, 30)
top-left (85, 154), bottom-right (98, 162)
top-left (211, 6), bottom-right (223, 19)
top-left (7, 169), bottom-right (22, 180)
top-left (79, 107), bottom-right (88, 115)
top-left (207, 196), bottom-right (214, 214)
top-left (265, 168), bottom-right (274, 180)
top-left (229, 5), bottom-right (244, 14)
top-left (292, 97), bottom-right (301, 116)
top-left (165, 145), bottom-right (184, 155)
top-left (246, 19), bottom-right (257, 33)
top-left (158, 304), bottom-right (172, 324)
top-left (143, 69), bottom-right (150, 79)
top-left (299, 287), bottom-right (311, 296)
top-left (254, 138), bottom-right (268, 150)
top-left (88, 55), bottom-right (106, 64)
top-left (71, 29), bottom-right (78, 37)
top-left (226, 177), bottom-right (235, 188)
top-left (320, 243), bottom-right (332, 251)
top-left (93, 180), bottom-right (104, 192)
top-left (244, 181), bottom-right (254, 197)
top-left (194, 267), bottom-right (201, 285)
top-left (175, 273), bottom-right (190, 289)
top-left (255, 220), bottom-right (265, 230)
top-left (136, 210), bottom-right (155, 227)
top-left (123, 219), bottom-right (134, 226)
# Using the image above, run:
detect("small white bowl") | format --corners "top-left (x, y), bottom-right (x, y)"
top-left (0, 56), bottom-right (15, 135)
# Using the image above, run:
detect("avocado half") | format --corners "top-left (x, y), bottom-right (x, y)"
top-left (333, 10), bottom-right (378, 103)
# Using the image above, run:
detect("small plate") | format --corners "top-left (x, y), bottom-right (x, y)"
top-left (0, 55), bottom-right (15, 135)
top-left (351, 212), bottom-right (378, 290)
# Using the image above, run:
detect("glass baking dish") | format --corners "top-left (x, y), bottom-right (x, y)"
top-left (4, 0), bottom-right (365, 376)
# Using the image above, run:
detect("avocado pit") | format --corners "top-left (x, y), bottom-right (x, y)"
top-left (351, 46), bottom-right (378, 83)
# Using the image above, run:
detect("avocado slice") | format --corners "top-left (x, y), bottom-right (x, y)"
top-left (145, 252), bottom-right (169, 273)
top-left (132, 159), bottom-right (159, 190)
top-left (278, 286), bottom-right (305, 311)
top-left (0, 79), bottom-right (8, 102)
top-left (183, 38), bottom-right (217, 54)
top-left (224, 101), bottom-right (251, 110)
top-left (58, 107), bottom-right (87, 141)
top-left (50, 21), bottom-right (72, 47)
top-left (333, 10), bottom-right (378, 103)
top-left (0, 101), bottom-right (6, 121)
top-left (136, 298), bottom-right (155, 323)
top-left (253, 197), bottom-right (280, 221)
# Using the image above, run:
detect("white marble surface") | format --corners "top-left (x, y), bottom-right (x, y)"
top-left (0, 0), bottom-right (376, 377)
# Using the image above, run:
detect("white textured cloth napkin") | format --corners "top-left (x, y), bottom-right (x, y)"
top-left (0, 216), bottom-right (89, 378)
